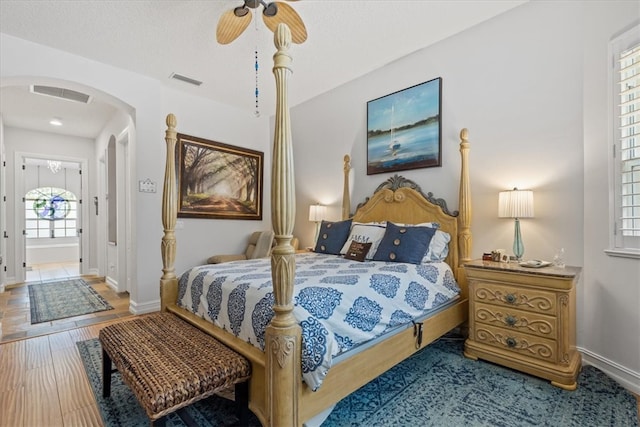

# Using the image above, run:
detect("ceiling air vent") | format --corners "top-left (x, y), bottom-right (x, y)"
top-left (169, 73), bottom-right (203, 86)
top-left (31, 85), bottom-right (92, 104)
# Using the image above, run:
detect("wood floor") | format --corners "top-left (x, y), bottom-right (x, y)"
top-left (0, 315), bottom-right (135, 426)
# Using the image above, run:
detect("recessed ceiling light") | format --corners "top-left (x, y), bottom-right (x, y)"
top-left (50, 118), bottom-right (63, 126)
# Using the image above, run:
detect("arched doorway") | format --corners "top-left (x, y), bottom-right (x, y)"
top-left (0, 77), bottom-right (136, 295)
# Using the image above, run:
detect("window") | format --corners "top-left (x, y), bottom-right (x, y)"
top-left (25, 187), bottom-right (78, 238)
top-left (610, 25), bottom-right (640, 257)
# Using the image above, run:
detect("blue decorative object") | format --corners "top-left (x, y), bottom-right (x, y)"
top-left (416, 263), bottom-right (439, 283)
top-left (313, 219), bottom-right (353, 254)
top-left (498, 188), bottom-right (534, 261)
top-left (320, 275), bottom-right (360, 286)
top-left (513, 217), bottom-right (525, 260)
top-left (367, 78), bottom-right (443, 175)
top-left (344, 297), bottom-right (382, 332)
top-left (300, 317), bottom-right (329, 374)
top-left (205, 276), bottom-right (225, 321)
top-left (228, 283), bottom-right (250, 336)
top-left (34, 193), bottom-right (70, 220)
top-left (373, 222), bottom-right (436, 264)
top-left (295, 287), bottom-right (342, 319)
top-left (369, 274), bottom-right (401, 299)
top-left (252, 292), bottom-right (274, 349)
top-left (404, 281), bottom-right (429, 310)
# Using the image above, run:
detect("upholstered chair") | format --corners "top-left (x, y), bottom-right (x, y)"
top-left (207, 231), bottom-right (300, 264)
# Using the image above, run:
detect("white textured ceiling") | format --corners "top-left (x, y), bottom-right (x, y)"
top-left (0, 0), bottom-right (527, 137)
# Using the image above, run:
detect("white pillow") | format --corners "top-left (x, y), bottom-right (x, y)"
top-left (340, 222), bottom-right (387, 259)
top-left (422, 230), bottom-right (451, 263)
top-left (411, 222), bottom-right (440, 229)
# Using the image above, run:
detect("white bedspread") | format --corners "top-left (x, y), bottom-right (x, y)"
top-left (177, 252), bottom-right (460, 390)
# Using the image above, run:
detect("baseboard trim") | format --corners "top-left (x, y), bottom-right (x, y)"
top-left (105, 276), bottom-right (118, 291)
top-left (129, 299), bottom-right (161, 315)
top-left (579, 346), bottom-right (640, 395)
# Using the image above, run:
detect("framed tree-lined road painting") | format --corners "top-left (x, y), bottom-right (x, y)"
top-left (176, 134), bottom-right (263, 220)
top-left (367, 77), bottom-right (442, 175)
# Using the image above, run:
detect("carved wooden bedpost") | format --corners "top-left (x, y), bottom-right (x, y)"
top-left (160, 114), bottom-right (178, 311)
top-left (457, 128), bottom-right (472, 296)
top-left (265, 23), bottom-right (301, 427)
top-left (342, 155), bottom-right (351, 220)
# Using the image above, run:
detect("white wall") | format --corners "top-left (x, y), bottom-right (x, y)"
top-left (1, 33), bottom-right (272, 312)
top-left (26, 242), bottom-right (78, 264)
top-left (289, 1), bottom-right (639, 392)
top-left (582, 2), bottom-right (640, 392)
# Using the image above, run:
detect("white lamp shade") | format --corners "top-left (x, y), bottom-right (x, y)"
top-left (498, 189), bottom-right (534, 219)
top-left (309, 204), bottom-right (327, 222)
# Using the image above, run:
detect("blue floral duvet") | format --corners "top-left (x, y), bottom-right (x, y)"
top-left (177, 252), bottom-right (460, 390)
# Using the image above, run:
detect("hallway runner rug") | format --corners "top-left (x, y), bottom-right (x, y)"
top-left (77, 336), bottom-right (638, 427)
top-left (28, 278), bottom-right (113, 324)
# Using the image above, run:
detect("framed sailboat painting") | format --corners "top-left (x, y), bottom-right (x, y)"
top-left (366, 77), bottom-right (442, 175)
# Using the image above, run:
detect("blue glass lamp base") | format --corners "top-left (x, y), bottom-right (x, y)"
top-left (513, 218), bottom-right (524, 261)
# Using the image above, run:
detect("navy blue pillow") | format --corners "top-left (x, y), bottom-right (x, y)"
top-left (314, 219), bottom-right (353, 255)
top-left (373, 222), bottom-right (436, 264)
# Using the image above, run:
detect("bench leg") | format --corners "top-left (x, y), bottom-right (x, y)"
top-left (235, 381), bottom-right (249, 426)
top-left (152, 416), bottom-right (166, 427)
top-left (102, 349), bottom-right (112, 398)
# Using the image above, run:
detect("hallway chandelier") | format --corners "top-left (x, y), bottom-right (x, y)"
top-left (47, 160), bottom-right (62, 174)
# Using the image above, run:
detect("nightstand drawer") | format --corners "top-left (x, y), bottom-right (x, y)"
top-left (471, 281), bottom-right (557, 315)
top-left (475, 324), bottom-right (557, 363)
top-left (474, 302), bottom-right (557, 339)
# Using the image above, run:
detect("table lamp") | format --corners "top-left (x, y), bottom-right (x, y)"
top-left (498, 188), bottom-right (534, 261)
top-left (309, 204), bottom-right (327, 243)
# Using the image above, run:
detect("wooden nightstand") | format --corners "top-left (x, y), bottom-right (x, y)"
top-left (463, 260), bottom-right (582, 390)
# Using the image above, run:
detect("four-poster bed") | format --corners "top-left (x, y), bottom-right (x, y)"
top-left (160, 24), bottom-right (472, 426)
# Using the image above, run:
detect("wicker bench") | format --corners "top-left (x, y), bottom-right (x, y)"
top-left (99, 312), bottom-right (251, 426)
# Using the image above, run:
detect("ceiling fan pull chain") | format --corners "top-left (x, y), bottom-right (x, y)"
top-left (255, 47), bottom-right (260, 118)
top-left (254, 9), bottom-right (260, 118)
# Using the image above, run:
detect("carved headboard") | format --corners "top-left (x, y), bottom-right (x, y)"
top-left (352, 175), bottom-right (460, 279)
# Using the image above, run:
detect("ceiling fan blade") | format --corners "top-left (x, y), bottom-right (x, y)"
top-left (216, 8), bottom-right (252, 45)
top-left (262, 2), bottom-right (307, 44)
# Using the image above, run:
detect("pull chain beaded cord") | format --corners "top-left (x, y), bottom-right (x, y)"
top-left (254, 10), bottom-right (260, 118)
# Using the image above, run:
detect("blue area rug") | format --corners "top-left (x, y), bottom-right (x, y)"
top-left (29, 278), bottom-right (113, 324)
top-left (77, 336), bottom-right (638, 426)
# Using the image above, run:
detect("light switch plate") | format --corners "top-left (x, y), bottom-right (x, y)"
top-left (139, 179), bottom-right (156, 193)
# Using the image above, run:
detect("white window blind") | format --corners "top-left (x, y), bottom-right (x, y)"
top-left (611, 25), bottom-right (640, 255)
top-left (618, 43), bottom-right (640, 238)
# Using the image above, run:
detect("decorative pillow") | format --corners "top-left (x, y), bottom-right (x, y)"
top-left (314, 219), bottom-right (353, 255)
top-left (339, 222), bottom-right (387, 259)
top-left (373, 222), bottom-right (436, 264)
top-left (422, 230), bottom-right (451, 263)
top-left (400, 222), bottom-right (440, 229)
top-left (344, 241), bottom-right (372, 262)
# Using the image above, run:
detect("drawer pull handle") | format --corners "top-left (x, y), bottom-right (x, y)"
top-left (505, 293), bottom-right (517, 304)
top-left (505, 315), bottom-right (517, 326)
top-left (506, 337), bottom-right (517, 348)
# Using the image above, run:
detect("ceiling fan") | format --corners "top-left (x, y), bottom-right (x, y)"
top-left (216, 0), bottom-right (307, 45)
